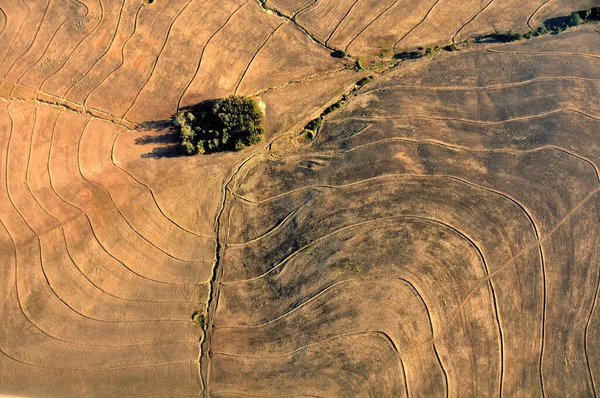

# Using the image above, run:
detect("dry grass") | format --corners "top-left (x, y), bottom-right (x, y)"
top-left (0, 0), bottom-right (598, 396)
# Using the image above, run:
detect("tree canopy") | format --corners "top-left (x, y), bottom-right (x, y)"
top-left (176, 96), bottom-right (265, 155)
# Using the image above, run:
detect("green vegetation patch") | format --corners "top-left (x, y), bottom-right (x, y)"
top-left (176, 96), bottom-right (265, 155)
top-left (356, 76), bottom-right (374, 87)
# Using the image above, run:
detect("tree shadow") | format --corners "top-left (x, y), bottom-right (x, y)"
top-left (393, 51), bottom-right (423, 60)
top-left (135, 100), bottom-right (218, 159)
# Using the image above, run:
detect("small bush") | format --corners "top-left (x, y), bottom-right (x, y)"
top-left (303, 130), bottom-right (314, 140)
top-left (331, 49), bottom-right (348, 58)
top-left (425, 47), bottom-right (434, 57)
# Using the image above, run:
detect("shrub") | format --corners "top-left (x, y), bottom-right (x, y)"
top-left (175, 96), bottom-right (265, 155)
top-left (303, 130), bottom-right (314, 140)
top-left (425, 47), bottom-right (434, 57)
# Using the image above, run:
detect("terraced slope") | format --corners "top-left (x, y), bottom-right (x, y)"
top-left (0, 0), bottom-right (599, 396)
top-left (210, 27), bottom-right (600, 396)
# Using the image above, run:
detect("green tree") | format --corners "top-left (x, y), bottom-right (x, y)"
top-left (175, 96), bottom-right (266, 155)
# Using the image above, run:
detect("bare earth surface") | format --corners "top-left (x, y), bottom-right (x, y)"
top-left (0, 0), bottom-right (599, 396)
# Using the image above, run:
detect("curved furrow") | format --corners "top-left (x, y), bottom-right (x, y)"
top-left (80, 132), bottom-right (210, 269)
top-left (234, 22), bottom-right (285, 95)
top-left (396, 276), bottom-right (447, 397)
top-left (121, 0), bottom-right (194, 121)
top-left (0, 106), bottom-right (194, 352)
top-left (408, 185), bottom-right (600, 353)
top-left (0, 193), bottom-right (191, 349)
top-left (349, 108), bottom-right (600, 125)
top-left (7, 105), bottom-right (189, 324)
top-left (452, 0), bottom-right (495, 43)
top-left (234, 140), bottom-right (600, 207)
top-left (401, 358), bottom-right (410, 397)
top-left (225, 207), bottom-right (508, 286)
top-left (220, 216), bottom-right (494, 396)
top-left (177, 0), bottom-right (248, 111)
top-left (76, 125), bottom-right (205, 263)
top-left (225, 169), bottom-right (551, 396)
top-left (294, 0), bottom-right (318, 17)
top-left (324, 0), bottom-right (361, 46)
top-left (392, 0), bottom-right (442, 52)
top-left (61, 0), bottom-right (127, 103)
top-left (0, 0), bottom-right (30, 72)
top-left (225, 199), bottom-right (307, 246)
top-left (364, 76), bottom-right (600, 94)
top-left (527, 0), bottom-right (553, 30)
top-left (43, 111), bottom-right (190, 285)
top-left (0, 348), bottom-right (191, 371)
top-left (82, 3), bottom-right (144, 109)
top-left (38, 0), bottom-right (105, 92)
top-left (0, 6), bottom-right (7, 37)
top-left (110, 132), bottom-right (212, 238)
top-left (1, 0), bottom-right (51, 80)
top-left (212, 331), bottom-right (399, 357)
top-left (209, 392), bottom-right (319, 398)
top-left (585, 272), bottom-right (600, 397)
top-left (344, 0), bottom-right (400, 52)
top-left (10, 0), bottom-right (89, 94)
top-left (0, 220), bottom-right (185, 348)
top-left (217, 275), bottom-right (447, 393)
top-left (341, 137), bottom-right (600, 184)
top-left (487, 49), bottom-right (600, 60)
top-left (24, 112), bottom-right (191, 305)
